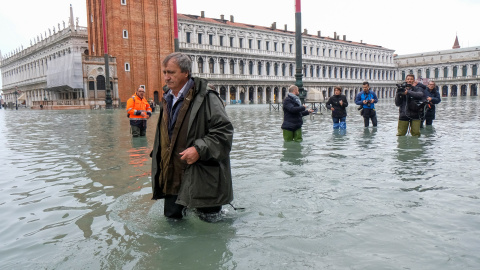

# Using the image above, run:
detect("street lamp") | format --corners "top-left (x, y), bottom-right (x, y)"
top-left (101, 0), bottom-right (113, 109)
top-left (173, 0), bottom-right (179, 52)
top-left (15, 86), bottom-right (18, 110)
top-left (294, 0), bottom-right (306, 104)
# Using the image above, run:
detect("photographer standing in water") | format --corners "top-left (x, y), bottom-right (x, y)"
top-left (355, 82), bottom-right (378, 127)
top-left (395, 74), bottom-right (425, 136)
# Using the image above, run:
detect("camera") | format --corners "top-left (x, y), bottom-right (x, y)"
top-left (396, 82), bottom-right (412, 94)
top-left (357, 99), bottom-right (371, 110)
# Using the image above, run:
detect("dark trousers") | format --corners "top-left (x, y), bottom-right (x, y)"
top-left (164, 195), bottom-right (222, 219)
top-left (421, 118), bottom-right (434, 128)
top-left (131, 121), bottom-right (147, 137)
top-left (363, 108), bottom-right (377, 127)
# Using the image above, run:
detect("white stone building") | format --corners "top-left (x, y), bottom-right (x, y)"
top-left (396, 40), bottom-right (479, 97)
top-left (178, 13), bottom-right (398, 104)
top-left (0, 6), bottom-right (118, 109)
top-left (3, 9), bottom-right (477, 110)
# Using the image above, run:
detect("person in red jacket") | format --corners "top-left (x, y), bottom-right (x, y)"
top-left (126, 86), bottom-right (152, 137)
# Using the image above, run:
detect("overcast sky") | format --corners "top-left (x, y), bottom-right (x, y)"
top-left (1, 0), bottom-right (479, 88)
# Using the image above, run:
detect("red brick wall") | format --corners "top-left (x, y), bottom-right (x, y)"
top-left (86, 0), bottom-right (174, 103)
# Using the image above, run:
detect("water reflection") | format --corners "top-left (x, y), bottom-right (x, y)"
top-left (332, 128), bottom-right (347, 136)
top-left (357, 127), bottom-right (377, 152)
top-left (281, 141), bottom-right (304, 165)
top-left (1, 100), bottom-right (480, 269)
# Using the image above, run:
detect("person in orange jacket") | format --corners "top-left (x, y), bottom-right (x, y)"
top-left (126, 86), bottom-right (152, 137)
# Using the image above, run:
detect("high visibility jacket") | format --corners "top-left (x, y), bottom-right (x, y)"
top-left (126, 93), bottom-right (152, 120)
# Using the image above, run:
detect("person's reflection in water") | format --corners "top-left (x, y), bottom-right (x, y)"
top-left (394, 136), bottom-right (431, 182)
top-left (358, 127), bottom-right (377, 151)
top-left (139, 206), bottom-right (237, 269)
top-left (422, 125), bottom-right (436, 138)
top-left (129, 136), bottom-right (150, 179)
top-left (333, 128), bottom-right (347, 136)
top-left (281, 141), bottom-right (305, 165)
top-left (131, 136), bottom-right (148, 149)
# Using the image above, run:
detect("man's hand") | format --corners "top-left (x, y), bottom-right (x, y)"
top-left (141, 112), bottom-right (150, 119)
top-left (339, 100), bottom-right (343, 106)
top-left (427, 97), bottom-right (432, 102)
top-left (363, 100), bottom-right (368, 104)
top-left (180, 147), bottom-right (200, 164)
top-left (330, 107), bottom-right (334, 111)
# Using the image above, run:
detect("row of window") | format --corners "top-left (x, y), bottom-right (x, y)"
top-left (401, 64), bottom-right (479, 80)
top-left (194, 57), bottom-right (395, 80)
top-left (2, 49), bottom-right (73, 78)
top-left (185, 32), bottom-right (392, 62)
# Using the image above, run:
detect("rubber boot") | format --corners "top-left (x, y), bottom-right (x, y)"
top-left (283, 129), bottom-right (294, 142)
top-left (131, 125), bottom-right (141, 137)
top-left (396, 120), bottom-right (409, 136)
top-left (410, 120), bottom-right (421, 136)
top-left (293, 129), bottom-right (303, 142)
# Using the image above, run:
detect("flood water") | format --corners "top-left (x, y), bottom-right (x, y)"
top-left (1, 97), bottom-right (479, 269)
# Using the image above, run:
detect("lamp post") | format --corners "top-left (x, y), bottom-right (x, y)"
top-left (15, 86), bottom-right (18, 110)
top-left (173, 0), bottom-right (179, 52)
top-left (294, 0), bottom-right (306, 104)
top-left (101, 0), bottom-right (113, 109)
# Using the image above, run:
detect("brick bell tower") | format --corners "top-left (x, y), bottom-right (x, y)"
top-left (86, 0), bottom-right (175, 104)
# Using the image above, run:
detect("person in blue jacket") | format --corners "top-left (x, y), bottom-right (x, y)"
top-left (422, 81), bottom-right (441, 127)
top-left (355, 81), bottom-right (378, 127)
top-left (326, 86), bottom-right (348, 130)
top-left (281, 85), bottom-right (314, 142)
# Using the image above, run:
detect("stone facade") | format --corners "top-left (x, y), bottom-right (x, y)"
top-left (396, 47), bottom-right (480, 97)
top-left (0, 6), bottom-right (119, 109)
top-left (2, 7), bottom-right (478, 109)
top-left (86, 0), bottom-right (175, 105)
top-left (177, 13), bottom-right (398, 104)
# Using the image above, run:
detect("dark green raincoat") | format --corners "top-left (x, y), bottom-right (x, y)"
top-left (151, 77), bottom-right (234, 208)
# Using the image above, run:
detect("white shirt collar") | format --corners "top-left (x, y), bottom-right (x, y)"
top-left (168, 80), bottom-right (190, 106)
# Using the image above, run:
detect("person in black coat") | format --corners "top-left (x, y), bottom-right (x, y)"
top-left (281, 85), bottom-right (314, 142)
top-left (326, 86), bottom-right (348, 130)
top-left (395, 74), bottom-right (425, 136)
top-left (422, 81), bottom-right (441, 127)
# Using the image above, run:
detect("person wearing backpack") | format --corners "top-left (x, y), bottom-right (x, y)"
top-left (126, 86), bottom-right (152, 137)
top-left (395, 74), bottom-right (425, 136)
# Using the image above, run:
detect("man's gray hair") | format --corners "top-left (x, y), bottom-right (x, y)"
top-left (162, 52), bottom-right (192, 77)
top-left (288, 85), bottom-right (298, 93)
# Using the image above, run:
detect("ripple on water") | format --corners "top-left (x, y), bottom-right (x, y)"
top-left (1, 102), bottom-right (480, 269)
